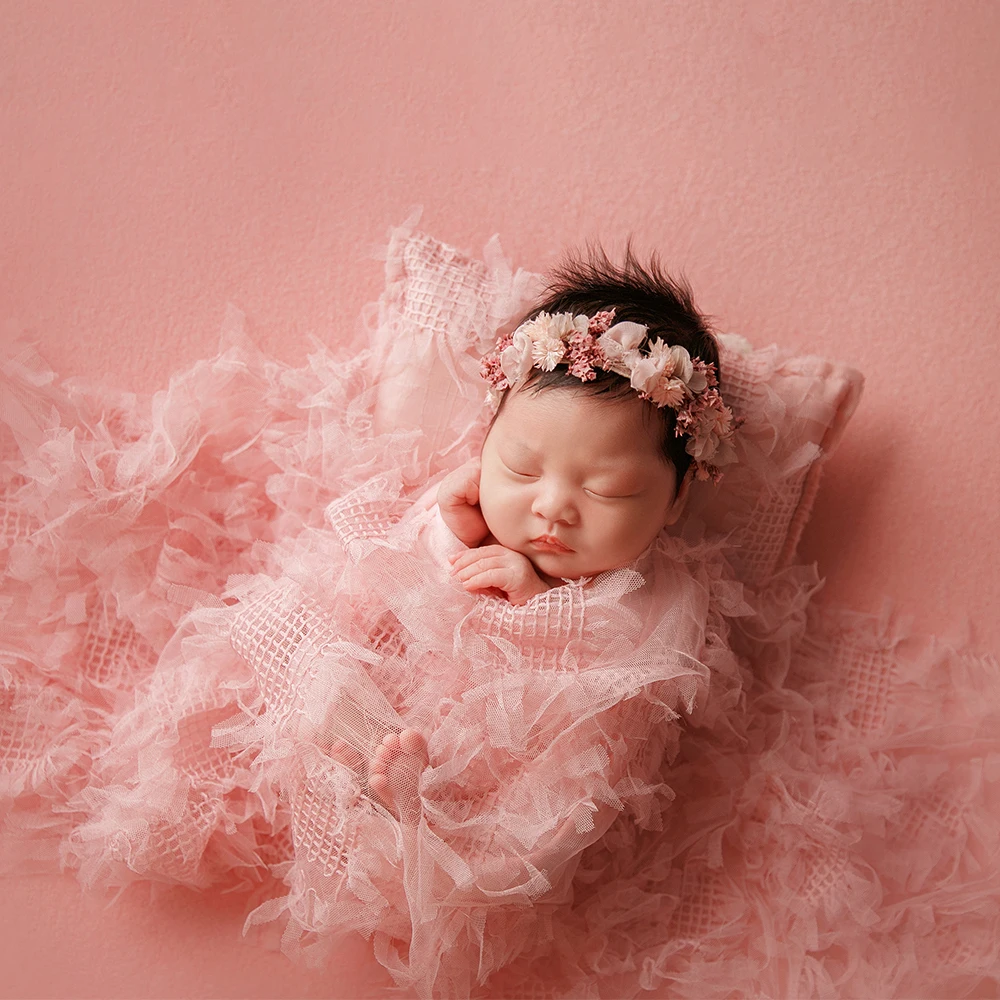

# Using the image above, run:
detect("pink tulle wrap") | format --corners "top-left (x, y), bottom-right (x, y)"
top-left (1, 239), bottom-right (997, 998)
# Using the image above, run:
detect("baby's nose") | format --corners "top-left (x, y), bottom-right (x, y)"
top-left (531, 484), bottom-right (577, 524)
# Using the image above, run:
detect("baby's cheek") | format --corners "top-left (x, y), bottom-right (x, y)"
top-left (615, 513), bottom-right (661, 560)
top-left (478, 482), bottom-right (514, 543)
top-left (477, 483), bottom-right (497, 529)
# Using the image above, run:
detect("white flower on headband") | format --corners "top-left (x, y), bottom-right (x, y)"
top-left (520, 312), bottom-right (588, 345)
top-left (480, 309), bottom-right (741, 482)
top-left (499, 329), bottom-right (534, 386)
top-left (627, 339), bottom-right (709, 409)
top-left (593, 321), bottom-right (642, 381)
top-left (532, 337), bottom-right (566, 371)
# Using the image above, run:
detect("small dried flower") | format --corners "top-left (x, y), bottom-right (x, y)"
top-left (532, 337), bottom-right (566, 371)
top-left (519, 317), bottom-right (551, 344)
top-left (691, 358), bottom-right (717, 389)
top-left (648, 376), bottom-right (687, 409)
top-left (589, 309), bottom-right (617, 335)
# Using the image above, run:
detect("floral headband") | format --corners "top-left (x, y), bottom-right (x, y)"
top-left (481, 309), bottom-right (739, 483)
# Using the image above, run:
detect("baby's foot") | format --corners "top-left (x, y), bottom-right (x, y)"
top-left (368, 729), bottom-right (428, 823)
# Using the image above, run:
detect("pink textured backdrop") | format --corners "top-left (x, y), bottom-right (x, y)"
top-left (2, 1), bottom-right (998, 997)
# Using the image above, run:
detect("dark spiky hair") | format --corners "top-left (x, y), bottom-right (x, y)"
top-left (502, 241), bottom-right (721, 487)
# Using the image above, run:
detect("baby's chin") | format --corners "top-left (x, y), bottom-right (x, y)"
top-left (522, 548), bottom-right (613, 582)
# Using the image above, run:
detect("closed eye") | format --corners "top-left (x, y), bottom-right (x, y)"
top-left (584, 488), bottom-right (635, 500)
top-left (504, 464), bottom-right (539, 479)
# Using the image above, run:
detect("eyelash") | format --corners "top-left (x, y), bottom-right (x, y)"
top-left (505, 465), bottom-right (631, 500)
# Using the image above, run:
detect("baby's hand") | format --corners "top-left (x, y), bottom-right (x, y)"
top-left (437, 457), bottom-right (490, 548)
top-left (450, 544), bottom-right (551, 606)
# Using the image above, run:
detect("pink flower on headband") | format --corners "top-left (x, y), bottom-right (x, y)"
top-left (675, 387), bottom-right (738, 480)
top-left (481, 310), bottom-right (739, 482)
top-left (648, 376), bottom-right (687, 409)
top-left (565, 326), bottom-right (605, 381)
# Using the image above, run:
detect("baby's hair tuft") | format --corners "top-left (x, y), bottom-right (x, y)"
top-left (539, 240), bottom-right (714, 349)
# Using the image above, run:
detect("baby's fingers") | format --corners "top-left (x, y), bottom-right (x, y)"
top-left (458, 566), bottom-right (513, 595)
top-left (449, 545), bottom-right (507, 572)
top-left (451, 553), bottom-right (509, 582)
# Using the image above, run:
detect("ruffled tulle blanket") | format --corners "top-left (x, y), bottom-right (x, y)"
top-left (1, 306), bottom-right (998, 999)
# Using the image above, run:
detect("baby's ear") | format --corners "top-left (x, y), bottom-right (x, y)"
top-left (663, 468), bottom-right (694, 526)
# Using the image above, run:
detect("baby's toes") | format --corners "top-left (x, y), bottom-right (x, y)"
top-left (368, 771), bottom-right (390, 799)
top-left (374, 733), bottom-right (399, 767)
top-left (398, 728), bottom-right (427, 758)
top-left (367, 734), bottom-right (397, 799)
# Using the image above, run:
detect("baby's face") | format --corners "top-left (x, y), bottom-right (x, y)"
top-left (479, 387), bottom-right (686, 580)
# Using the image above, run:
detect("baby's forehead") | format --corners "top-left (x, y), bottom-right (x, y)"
top-left (492, 387), bottom-right (663, 461)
